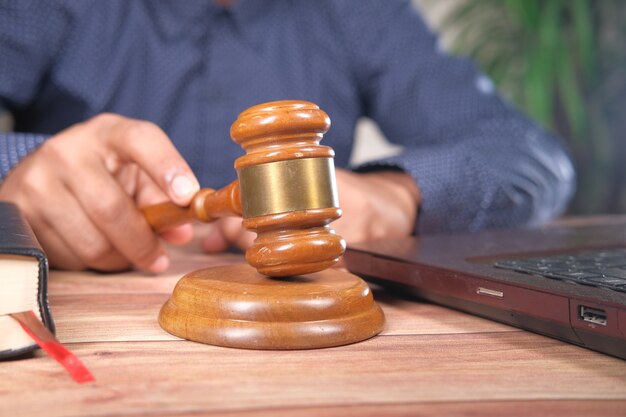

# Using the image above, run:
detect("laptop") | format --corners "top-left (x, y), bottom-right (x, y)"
top-left (344, 218), bottom-right (626, 360)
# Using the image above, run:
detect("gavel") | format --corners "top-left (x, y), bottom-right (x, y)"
top-left (154, 100), bottom-right (385, 350)
top-left (141, 100), bottom-right (346, 277)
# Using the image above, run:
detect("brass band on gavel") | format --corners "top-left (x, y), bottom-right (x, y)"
top-left (238, 157), bottom-right (339, 219)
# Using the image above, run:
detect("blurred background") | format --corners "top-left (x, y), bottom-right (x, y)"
top-left (409, 0), bottom-right (626, 215)
top-left (2, 1), bottom-right (624, 216)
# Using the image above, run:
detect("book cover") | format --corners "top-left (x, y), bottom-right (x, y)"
top-left (0, 201), bottom-right (55, 359)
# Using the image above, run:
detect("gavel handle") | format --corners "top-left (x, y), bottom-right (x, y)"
top-left (141, 180), bottom-right (242, 232)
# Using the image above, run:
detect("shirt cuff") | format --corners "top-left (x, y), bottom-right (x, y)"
top-left (355, 146), bottom-right (480, 234)
top-left (0, 132), bottom-right (48, 181)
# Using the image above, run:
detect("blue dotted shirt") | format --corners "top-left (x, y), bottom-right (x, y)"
top-left (0, 0), bottom-right (575, 234)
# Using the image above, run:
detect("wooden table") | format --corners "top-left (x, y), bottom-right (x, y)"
top-left (2, 245), bottom-right (626, 417)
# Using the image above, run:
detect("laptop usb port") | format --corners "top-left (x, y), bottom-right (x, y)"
top-left (578, 306), bottom-right (607, 326)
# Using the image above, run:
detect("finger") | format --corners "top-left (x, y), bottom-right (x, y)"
top-left (201, 218), bottom-right (254, 253)
top-left (133, 169), bottom-right (170, 206)
top-left (132, 170), bottom-right (194, 245)
top-left (109, 162), bottom-right (141, 197)
top-left (93, 115), bottom-right (200, 206)
top-left (63, 155), bottom-right (169, 272)
top-left (42, 220), bottom-right (131, 272)
top-left (222, 218), bottom-right (255, 251)
top-left (28, 216), bottom-right (85, 271)
top-left (159, 224), bottom-right (194, 246)
top-left (12, 166), bottom-right (131, 271)
top-left (201, 223), bottom-right (231, 253)
top-left (35, 177), bottom-right (132, 271)
top-left (0, 152), bottom-right (123, 271)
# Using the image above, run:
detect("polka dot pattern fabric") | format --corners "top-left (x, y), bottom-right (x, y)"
top-left (0, 0), bottom-right (575, 234)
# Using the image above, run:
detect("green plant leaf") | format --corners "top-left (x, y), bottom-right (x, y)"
top-left (571, 0), bottom-right (596, 80)
top-left (557, 47), bottom-right (588, 142)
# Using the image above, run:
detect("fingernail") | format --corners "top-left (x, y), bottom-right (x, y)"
top-left (171, 175), bottom-right (199, 200)
top-left (149, 255), bottom-right (169, 273)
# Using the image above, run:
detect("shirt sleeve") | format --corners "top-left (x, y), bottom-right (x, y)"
top-left (0, 133), bottom-right (48, 180)
top-left (338, 0), bottom-right (576, 234)
top-left (0, 0), bottom-right (68, 181)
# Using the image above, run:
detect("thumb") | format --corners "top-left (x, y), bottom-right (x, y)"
top-left (93, 114), bottom-right (200, 206)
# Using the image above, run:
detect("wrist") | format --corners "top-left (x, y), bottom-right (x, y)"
top-left (361, 169), bottom-right (421, 237)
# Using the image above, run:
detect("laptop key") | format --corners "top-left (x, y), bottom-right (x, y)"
top-left (586, 276), bottom-right (626, 286)
top-left (494, 260), bottom-right (521, 269)
top-left (556, 271), bottom-right (603, 281)
top-left (599, 268), bottom-right (626, 279)
top-left (516, 265), bottom-right (554, 273)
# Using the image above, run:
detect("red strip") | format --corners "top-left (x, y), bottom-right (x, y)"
top-left (15, 311), bottom-right (95, 384)
top-left (38, 341), bottom-right (95, 383)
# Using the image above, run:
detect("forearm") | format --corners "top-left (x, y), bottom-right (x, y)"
top-left (361, 117), bottom-right (576, 234)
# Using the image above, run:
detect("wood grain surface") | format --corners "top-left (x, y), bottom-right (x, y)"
top-left (1, 245), bottom-right (625, 417)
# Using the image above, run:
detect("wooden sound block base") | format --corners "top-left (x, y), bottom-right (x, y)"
top-left (159, 264), bottom-right (385, 350)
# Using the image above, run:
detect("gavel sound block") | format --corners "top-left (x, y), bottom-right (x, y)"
top-left (143, 100), bottom-right (385, 349)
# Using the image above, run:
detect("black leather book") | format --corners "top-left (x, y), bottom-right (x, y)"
top-left (0, 201), bottom-right (55, 359)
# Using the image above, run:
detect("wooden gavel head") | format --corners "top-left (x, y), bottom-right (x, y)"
top-left (230, 100), bottom-right (346, 277)
top-left (142, 100), bottom-right (347, 276)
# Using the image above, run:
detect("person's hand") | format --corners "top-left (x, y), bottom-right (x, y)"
top-left (331, 168), bottom-right (420, 242)
top-left (200, 168), bottom-right (421, 253)
top-left (0, 113), bottom-right (200, 272)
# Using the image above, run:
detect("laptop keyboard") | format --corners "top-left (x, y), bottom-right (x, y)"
top-left (494, 249), bottom-right (626, 293)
